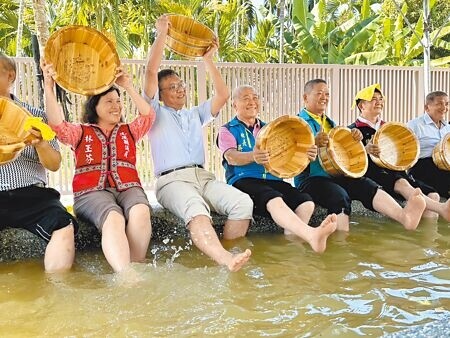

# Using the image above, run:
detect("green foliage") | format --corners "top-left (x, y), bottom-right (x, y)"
top-left (2, 0), bottom-right (450, 67)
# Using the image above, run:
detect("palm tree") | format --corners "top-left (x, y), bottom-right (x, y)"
top-left (49, 0), bottom-right (131, 57)
top-left (32, 0), bottom-right (50, 52)
top-left (16, 0), bottom-right (26, 56)
top-left (0, 0), bottom-right (35, 56)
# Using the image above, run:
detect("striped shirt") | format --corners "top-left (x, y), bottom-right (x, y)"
top-left (0, 94), bottom-right (59, 191)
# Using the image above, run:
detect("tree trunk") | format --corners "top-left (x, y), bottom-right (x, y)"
top-left (279, 0), bottom-right (285, 63)
top-left (32, 0), bottom-right (50, 109)
top-left (32, 0), bottom-right (50, 53)
top-left (16, 0), bottom-right (25, 57)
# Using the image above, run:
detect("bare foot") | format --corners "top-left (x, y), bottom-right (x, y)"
top-left (284, 229), bottom-right (294, 235)
top-left (336, 213), bottom-right (350, 232)
top-left (401, 189), bottom-right (426, 230)
top-left (439, 198), bottom-right (450, 222)
top-left (422, 209), bottom-right (439, 219)
top-left (113, 265), bottom-right (144, 287)
top-left (308, 214), bottom-right (337, 253)
top-left (226, 249), bottom-right (252, 272)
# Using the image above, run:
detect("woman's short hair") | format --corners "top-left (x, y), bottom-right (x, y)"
top-left (82, 86), bottom-right (121, 124)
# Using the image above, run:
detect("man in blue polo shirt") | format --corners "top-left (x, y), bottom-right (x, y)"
top-left (143, 15), bottom-right (253, 272)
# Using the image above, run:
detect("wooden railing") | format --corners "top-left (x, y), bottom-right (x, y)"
top-left (12, 57), bottom-right (450, 193)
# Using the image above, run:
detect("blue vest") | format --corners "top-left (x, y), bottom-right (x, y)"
top-left (222, 117), bottom-right (281, 185)
top-left (294, 108), bottom-right (336, 187)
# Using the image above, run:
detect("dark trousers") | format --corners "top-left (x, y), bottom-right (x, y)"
top-left (409, 158), bottom-right (450, 199)
top-left (0, 186), bottom-right (77, 242)
top-left (299, 176), bottom-right (380, 216)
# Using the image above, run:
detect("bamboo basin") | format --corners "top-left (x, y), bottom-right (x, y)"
top-left (166, 15), bottom-right (215, 59)
top-left (318, 126), bottom-right (368, 178)
top-left (0, 142), bottom-right (26, 165)
top-left (255, 115), bottom-right (315, 178)
top-left (370, 122), bottom-right (419, 171)
top-left (44, 25), bottom-right (120, 95)
top-left (432, 133), bottom-right (450, 171)
top-left (0, 97), bottom-right (31, 165)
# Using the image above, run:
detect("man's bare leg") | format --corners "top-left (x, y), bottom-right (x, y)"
top-left (266, 197), bottom-right (337, 253)
top-left (44, 223), bottom-right (75, 273)
top-left (223, 219), bottom-right (250, 240)
top-left (188, 215), bottom-right (251, 272)
top-left (373, 188), bottom-right (426, 230)
top-left (394, 179), bottom-right (450, 221)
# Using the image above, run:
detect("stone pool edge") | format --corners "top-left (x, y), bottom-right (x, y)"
top-left (0, 201), bottom-right (384, 262)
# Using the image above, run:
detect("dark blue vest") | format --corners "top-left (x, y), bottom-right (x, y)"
top-left (222, 117), bottom-right (281, 185)
top-left (294, 108), bottom-right (336, 187)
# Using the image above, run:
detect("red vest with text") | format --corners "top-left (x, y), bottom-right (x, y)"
top-left (73, 124), bottom-right (141, 197)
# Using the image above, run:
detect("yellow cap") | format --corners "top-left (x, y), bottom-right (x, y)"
top-left (352, 83), bottom-right (383, 109)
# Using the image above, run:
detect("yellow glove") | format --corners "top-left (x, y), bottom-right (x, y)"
top-left (23, 117), bottom-right (56, 141)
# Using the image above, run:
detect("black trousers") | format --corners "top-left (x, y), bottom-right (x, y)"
top-left (299, 176), bottom-right (380, 216)
top-left (0, 185), bottom-right (78, 242)
top-left (233, 178), bottom-right (312, 218)
top-left (409, 158), bottom-right (450, 199)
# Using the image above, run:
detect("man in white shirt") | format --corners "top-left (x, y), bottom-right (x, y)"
top-left (408, 91), bottom-right (450, 198)
top-left (143, 15), bottom-right (253, 271)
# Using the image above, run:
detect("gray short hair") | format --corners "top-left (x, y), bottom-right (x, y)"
top-left (304, 79), bottom-right (327, 94)
top-left (426, 91), bottom-right (448, 105)
top-left (232, 85), bottom-right (257, 101)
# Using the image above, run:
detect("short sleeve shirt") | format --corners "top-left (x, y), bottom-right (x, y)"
top-left (0, 94), bottom-right (59, 191)
top-left (145, 93), bottom-right (213, 176)
top-left (407, 113), bottom-right (450, 158)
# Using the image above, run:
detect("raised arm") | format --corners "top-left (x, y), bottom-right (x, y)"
top-left (203, 41), bottom-right (229, 117)
top-left (25, 60), bottom-right (62, 171)
top-left (115, 68), bottom-right (154, 116)
top-left (144, 15), bottom-right (169, 99)
top-left (41, 60), bottom-right (65, 126)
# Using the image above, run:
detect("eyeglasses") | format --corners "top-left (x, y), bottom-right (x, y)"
top-left (160, 81), bottom-right (187, 92)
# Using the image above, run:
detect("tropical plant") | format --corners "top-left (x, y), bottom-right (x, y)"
top-left (287, 0), bottom-right (384, 64)
top-left (1, 0), bottom-right (449, 67)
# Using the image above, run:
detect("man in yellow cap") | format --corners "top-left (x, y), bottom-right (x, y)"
top-left (349, 84), bottom-right (450, 222)
top-left (295, 79), bottom-right (426, 232)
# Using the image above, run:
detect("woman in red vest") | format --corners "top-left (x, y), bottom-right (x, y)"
top-left (42, 61), bottom-right (155, 274)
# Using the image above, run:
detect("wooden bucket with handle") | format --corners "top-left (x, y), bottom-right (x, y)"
top-left (318, 126), bottom-right (368, 178)
top-left (255, 115), bottom-right (315, 178)
top-left (370, 122), bottom-right (419, 171)
top-left (45, 25), bottom-right (120, 95)
top-left (432, 133), bottom-right (450, 171)
top-left (0, 97), bottom-right (31, 165)
top-left (166, 15), bottom-right (216, 59)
